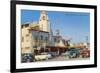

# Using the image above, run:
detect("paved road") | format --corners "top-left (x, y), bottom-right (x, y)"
top-left (46, 56), bottom-right (90, 61)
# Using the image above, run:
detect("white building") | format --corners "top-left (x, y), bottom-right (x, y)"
top-left (21, 11), bottom-right (67, 56)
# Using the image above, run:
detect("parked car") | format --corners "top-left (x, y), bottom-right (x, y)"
top-left (48, 52), bottom-right (59, 57)
top-left (61, 51), bottom-right (70, 59)
top-left (68, 48), bottom-right (80, 58)
top-left (61, 51), bottom-right (69, 56)
top-left (62, 48), bottom-right (80, 58)
top-left (21, 53), bottom-right (35, 63)
top-left (41, 52), bottom-right (52, 59)
top-left (35, 52), bottom-right (52, 61)
top-left (80, 49), bottom-right (90, 58)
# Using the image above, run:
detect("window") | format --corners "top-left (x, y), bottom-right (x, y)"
top-left (29, 30), bottom-right (31, 33)
top-left (41, 35), bottom-right (43, 40)
top-left (25, 47), bottom-right (30, 49)
top-left (54, 38), bottom-right (56, 42)
top-left (45, 37), bottom-right (48, 42)
top-left (26, 34), bottom-right (29, 37)
top-left (35, 36), bottom-right (38, 41)
top-left (22, 37), bottom-right (24, 42)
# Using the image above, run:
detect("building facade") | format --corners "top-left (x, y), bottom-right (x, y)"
top-left (21, 11), bottom-right (68, 62)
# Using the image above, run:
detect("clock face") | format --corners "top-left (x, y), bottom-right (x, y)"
top-left (42, 16), bottom-right (46, 20)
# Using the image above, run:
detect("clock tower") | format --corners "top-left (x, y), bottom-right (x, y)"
top-left (39, 11), bottom-right (50, 32)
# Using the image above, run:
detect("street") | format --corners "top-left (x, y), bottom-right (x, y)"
top-left (46, 56), bottom-right (90, 61)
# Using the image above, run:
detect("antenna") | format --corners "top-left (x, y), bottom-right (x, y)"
top-left (86, 36), bottom-right (88, 43)
top-left (56, 29), bottom-right (60, 36)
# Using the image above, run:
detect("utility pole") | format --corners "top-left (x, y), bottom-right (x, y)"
top-left (86, 36), bottom-right (88, 44)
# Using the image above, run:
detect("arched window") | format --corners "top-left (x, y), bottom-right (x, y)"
top-left (41, 35), bottom-right (43, 40)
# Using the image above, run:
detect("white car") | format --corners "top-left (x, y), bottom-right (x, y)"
top-left (41, 52), bottom-right (52, 59)
top-left (35, 52), bottom-right (52, 61)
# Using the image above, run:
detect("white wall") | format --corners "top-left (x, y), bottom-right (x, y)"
top-left (0, 0), bottom-right (99, 73)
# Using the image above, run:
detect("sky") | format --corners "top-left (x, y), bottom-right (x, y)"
top-left (21, 10), bottom-right (90, 43)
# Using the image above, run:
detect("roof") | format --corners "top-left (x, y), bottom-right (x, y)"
top-left (29, 28), bottom-right (49, 33)
top-left (21, 24), bottom-right (29, 28)
top-left (46, 46), bottom-right (67, 49)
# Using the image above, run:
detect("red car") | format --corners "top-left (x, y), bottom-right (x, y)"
top-left (80, 49), bottom-right (90, 58)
